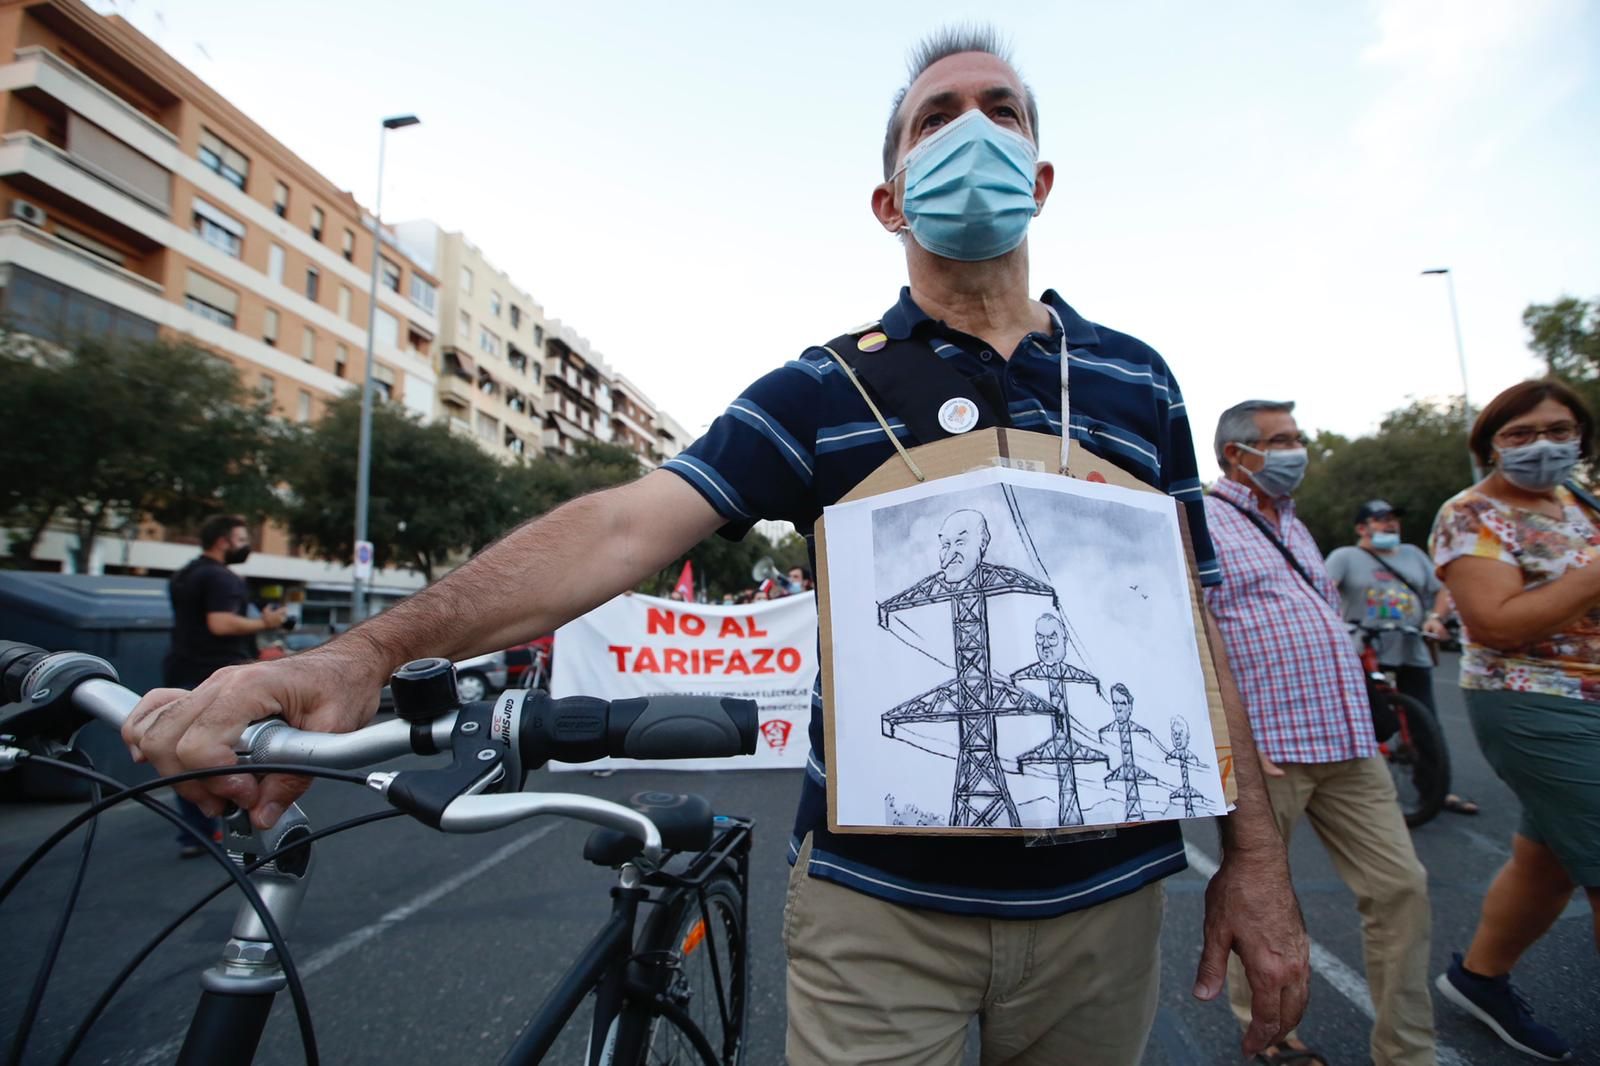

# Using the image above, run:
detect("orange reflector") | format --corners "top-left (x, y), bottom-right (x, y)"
top-left (681, 918), bottom-right (707, 956)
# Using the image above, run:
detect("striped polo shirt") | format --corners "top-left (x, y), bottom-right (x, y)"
top-left (665, 287), bottom-right (1220, 919)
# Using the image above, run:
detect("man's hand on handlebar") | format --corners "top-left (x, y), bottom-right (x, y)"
top-left (123, 645), bottom-right (387, 829)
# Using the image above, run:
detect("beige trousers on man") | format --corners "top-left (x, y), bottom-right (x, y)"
top-left (1226, 755), bottom-right (1436, 1066)
top-left (783, 834), bottom-right (1165, 1066)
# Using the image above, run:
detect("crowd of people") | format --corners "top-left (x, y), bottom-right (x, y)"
top-left (1205, 380), bottom-right (1598, 1063)
top-left (125, 28), bottom-right (1596, 1066)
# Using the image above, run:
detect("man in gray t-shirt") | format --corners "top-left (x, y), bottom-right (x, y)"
top-left (1325, 499), bottom-right (1478, 814)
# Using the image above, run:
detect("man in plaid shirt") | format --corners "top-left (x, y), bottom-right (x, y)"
top-left (1204, 400), bottom-right (1438, 1066)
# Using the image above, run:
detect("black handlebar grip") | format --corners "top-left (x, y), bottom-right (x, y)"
top-left (607, 696), bottom-right (758, 760)
top-left (0, 640), bottom-right (47, 704)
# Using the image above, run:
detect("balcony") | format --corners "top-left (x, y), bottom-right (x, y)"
top-left (439, 374), bottom-right (473, 409)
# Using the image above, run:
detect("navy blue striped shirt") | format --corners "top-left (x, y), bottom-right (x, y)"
top-left (665, 288), bottom-right (1220, 918)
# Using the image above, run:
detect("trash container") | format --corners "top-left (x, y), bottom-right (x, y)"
top-left (0, 571), bottom-right (170, 796)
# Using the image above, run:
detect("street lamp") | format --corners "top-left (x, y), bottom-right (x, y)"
top-left (1422, 267), bottom-right (1477, 480)
top-left (351, 113), bottom-right (420, 623)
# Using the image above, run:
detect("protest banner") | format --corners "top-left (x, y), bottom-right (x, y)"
top-left (548, 591), bottom-right (816, 772)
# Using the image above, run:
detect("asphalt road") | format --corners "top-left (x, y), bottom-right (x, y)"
top-left (2, 653), bottom-right (1596, 1065)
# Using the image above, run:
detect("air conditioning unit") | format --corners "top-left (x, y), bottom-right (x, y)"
top-left (12, 199), bottom-right (46, 226)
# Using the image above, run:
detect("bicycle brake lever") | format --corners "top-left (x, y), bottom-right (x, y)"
top-left (382, 699), bottom-right (518, 828)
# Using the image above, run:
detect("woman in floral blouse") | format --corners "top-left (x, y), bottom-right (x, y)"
top-left (1429, 379), bottom-right (1600, 1062)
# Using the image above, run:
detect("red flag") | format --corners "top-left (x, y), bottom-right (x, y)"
top-left (673, 560), bottom-right (695, 602)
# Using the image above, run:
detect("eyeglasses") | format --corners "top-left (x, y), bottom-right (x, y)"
top-left (1243, 433), bottom-right (1309, 451)
top-left (1495, 421), bottom-right (1579, 448)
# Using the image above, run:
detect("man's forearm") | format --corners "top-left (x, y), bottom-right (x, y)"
top-left (1202, 607), bottom-right (1282, 855)
top-left (332, 472), bottom-right (721, 678)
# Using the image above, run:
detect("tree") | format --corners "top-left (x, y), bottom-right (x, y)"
top-left (1523, 297), bottom-right (1600, 458)
top-left (1, 336), bottom-right (289, 569)
top-left (284, 393), bottom-right (521, 582)
top-left (1294, 399), bottom-right (1475, 553)
top-left (502, 439), bottom-right (647, 521)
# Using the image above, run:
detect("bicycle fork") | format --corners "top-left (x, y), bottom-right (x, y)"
top-left (176, 802), bottom-right (315, 1066)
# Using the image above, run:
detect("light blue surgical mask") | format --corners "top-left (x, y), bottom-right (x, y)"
top-left (1370, 531), bottom-right (1401, 551)
top-left (1236, 443), bottom-right (1309, 498)
top-left (895, 109), bottom-right (1039, 262)
top-left (1496, 438), bottom-right (1581, 492)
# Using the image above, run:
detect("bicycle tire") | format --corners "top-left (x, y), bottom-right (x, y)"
top-left (614, 872), bottom-right (748, 1066)
top-left (1383, 692), bottom-right (1451, 828)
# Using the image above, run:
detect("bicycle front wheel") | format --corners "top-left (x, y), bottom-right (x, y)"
top-left (617, 872), bottom-right (748, 1066)
top-left (1383, 691), bottom-right (1451, 828)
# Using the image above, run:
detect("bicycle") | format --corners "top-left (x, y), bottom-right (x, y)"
top-left (1350, 622), bottom-right (1451, 828)
top-left (0, 640), bottom-right (757, 1065)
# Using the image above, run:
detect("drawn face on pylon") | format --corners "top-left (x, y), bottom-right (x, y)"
top-left (1034, 615), bottom-right (1066, 664)
top-left (937, 510), bottom-right (989, 583)
top-left (1111, 686), bottom-right (1133, 724)
top-left (1170, 716), bottom-right (1189, 751)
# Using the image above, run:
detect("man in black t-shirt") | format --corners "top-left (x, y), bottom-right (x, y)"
top-left (163, 515), bottom-right (284, 855)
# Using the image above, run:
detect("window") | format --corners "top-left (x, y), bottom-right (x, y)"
top-left (305, 266), bottom-right (320, 302)
top-left (478, 327), bottom-right (499, 357)
top-left (509, 305), bottom-right (522, 330)
top-left (191, 198), bottom-right (243, 258)
top-left (533, 324), bottom-right (544, 347)
top-left (297, 390), bottom-right (312, 423)
top-left (375, 308), bottom-right (399, 350)
top-left (459, 310), bottom-right (470, 337)
top-left (198, 128), bottom-right (249, 189)
top-left (338, 285), bottom-right (352, 320)
top-left (184, 269), bottom-right (238, 328)
top-left (258, 374), bottom-right (275, 401)
top-left (301, 326), bottom-right (316, 362)
top-left (408, 274), bottom-right (437, 313)
top-left (263, 307), bottom-right (279, 345)
top-left (335, 343), bottom-right (348, 378)
top-left (342, 229), bottom-right (355, 262)
top-left (490, 290), bottom-right (502, 317)
top-left (268, 243), bottom-right (284, 284)
top-left (273, 180), bottom-right (288, 217)
top-left (459, 266), bottom-right (473, 293)
top-left (310, 207), bottom-right (325, 242)
top-left (476, 411), bottom-right (499, 442)
top-left (381, 258), bottom-right (401, 293)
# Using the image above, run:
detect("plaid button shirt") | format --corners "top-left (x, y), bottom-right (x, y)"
top-left (1203, 477), bottom-right (1375, 764)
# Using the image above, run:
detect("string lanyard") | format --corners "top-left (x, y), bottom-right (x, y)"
top-left (1049, 304), bottom-right (1071, 474)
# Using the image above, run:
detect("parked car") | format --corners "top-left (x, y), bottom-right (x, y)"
top-left (376, 648), bottom-right (509, 713)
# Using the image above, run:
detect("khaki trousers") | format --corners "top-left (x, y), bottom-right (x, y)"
top-left (1226, 755), bottom-right (1436, 1066)
top-left (783, 834), bottom-right (1164, 1066)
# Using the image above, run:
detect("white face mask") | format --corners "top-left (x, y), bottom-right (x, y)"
top-left (1235, 444), bottom-right (1308, 498)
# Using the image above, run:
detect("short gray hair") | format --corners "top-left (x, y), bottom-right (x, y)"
top-left (1214, 399), bottom-right (1296, 469)
top-left (881, 26), bottom-right (1039, 181)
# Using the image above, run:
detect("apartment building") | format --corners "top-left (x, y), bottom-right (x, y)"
top-left (540, 318), bottom-right (611, 456)
top-left (654, 409), bottom-right (692, 463)
top-left (0, 0), bottom-right (432, 605)
top-left (393, 220), bottom-right (547, 461)
top-left (607, 372), bottom-right (660, 465)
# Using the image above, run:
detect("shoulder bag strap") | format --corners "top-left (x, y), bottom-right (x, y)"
top-left (1358, 547), bottom-right (1429, 604)
top-left (1213, 494), bottom-right (1321, 593)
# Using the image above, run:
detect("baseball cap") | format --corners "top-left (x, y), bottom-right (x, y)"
top-left (1354, 499), bottom-right (1402, 523)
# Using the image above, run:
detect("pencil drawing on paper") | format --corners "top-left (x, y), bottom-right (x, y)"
top-left (827, 468), bottom-right (1223, 832)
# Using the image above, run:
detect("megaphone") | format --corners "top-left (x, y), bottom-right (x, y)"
top-left (751, 557), bottom-right (784, 585)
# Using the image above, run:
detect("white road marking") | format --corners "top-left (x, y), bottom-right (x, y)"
top-left (1184, 841), bottom-right (1468, 1066)
top-left (129, 823), bottom-right (559, 1066)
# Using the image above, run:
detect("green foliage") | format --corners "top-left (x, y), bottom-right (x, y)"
top-left (1523, 296), bottom-right (1600, 453)
top-left (502, 439), bottom-right (645, 518)
top-left (647, 527), bottom-right (788, 601)
top-left (1293, 398), bottom-right (1476, 553)
top-left (0, 335), bottom-right (288, 568)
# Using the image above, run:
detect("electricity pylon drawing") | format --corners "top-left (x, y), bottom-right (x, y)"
top-left (1165, 716), bottom-right (1208, 816)
top-left (1098, 682), bottom-right (1159, 821)
top-left (879, 509), bottom-right (1057, 827)
top-left (1013, 614), bottom-right (1107, 825)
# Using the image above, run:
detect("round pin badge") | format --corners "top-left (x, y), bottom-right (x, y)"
top-left (856, 331), bottom-right (888, 352)
top-left (938, 397), bottom-right (979, 434)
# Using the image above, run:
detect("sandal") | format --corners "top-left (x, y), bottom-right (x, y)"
top-left (1444, 794), bottom-right (1481, 816)
top-left (1253, 1040), bottom-right (1329, 1065)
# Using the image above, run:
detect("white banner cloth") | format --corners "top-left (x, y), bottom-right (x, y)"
top-left (548, 592), bottom-right (815, 772)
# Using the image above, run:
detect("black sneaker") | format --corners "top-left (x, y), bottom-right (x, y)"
top-left (1436, 953), bottom-right (1571, 1061)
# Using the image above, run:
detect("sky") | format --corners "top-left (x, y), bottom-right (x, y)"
top-left (96, 0), bottom-right (1600, 477)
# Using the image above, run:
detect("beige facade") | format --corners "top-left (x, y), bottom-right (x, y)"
top-left (0, 0), bottom-right (434, 602)
top-left (394, 220), bottom-right (546, 461)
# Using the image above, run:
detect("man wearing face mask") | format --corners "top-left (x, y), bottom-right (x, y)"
top-left (162, 514), bottom-right (285, 856)
top-left (1205, 401), bottom-right (1437, 1066)
top-left (122, 29), bottom-right (1307, 1064)
top-left (1325, 502), bottom-right (1480, 816)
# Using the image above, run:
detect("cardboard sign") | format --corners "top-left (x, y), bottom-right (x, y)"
top-left (816, 428), bottom-right (1236, 836)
